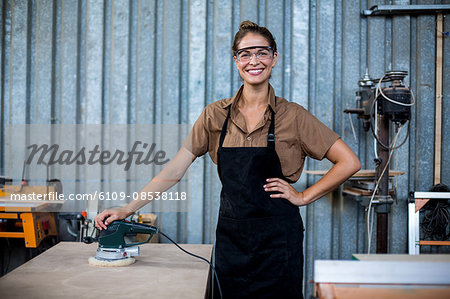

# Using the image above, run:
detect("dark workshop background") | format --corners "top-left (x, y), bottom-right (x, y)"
top-left (0, 0), bottom-right (449, 297)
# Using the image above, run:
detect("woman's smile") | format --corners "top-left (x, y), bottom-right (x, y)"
top-left (247, 68), bottom-right (264, 76)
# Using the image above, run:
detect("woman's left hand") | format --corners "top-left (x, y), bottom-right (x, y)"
top-left (263, 178), bottom-right (308, 206)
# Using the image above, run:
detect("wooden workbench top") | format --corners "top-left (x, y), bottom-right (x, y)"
top-left (0, 196), bottom-right (64, 212)
top-left (0, 242), bottom-right (213, 299)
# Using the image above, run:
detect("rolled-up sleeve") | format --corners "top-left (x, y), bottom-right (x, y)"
top-left (183, 108), bottom-right (209, 158)
top-left (296, 106), bottom-right (340, 160)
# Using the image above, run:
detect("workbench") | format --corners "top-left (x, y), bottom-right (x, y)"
top-left (314, 254), bottom-right (450, 299)
top-left (0, 242), bottom-right (213, 299)
top-left (0, 196), bottom-right (62, 247)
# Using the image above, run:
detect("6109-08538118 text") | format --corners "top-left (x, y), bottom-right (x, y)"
top-left (10, 191), bottom-right (187, 201)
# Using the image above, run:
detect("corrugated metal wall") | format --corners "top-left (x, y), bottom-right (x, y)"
top-left (1, 0), bottom-right (449, 297)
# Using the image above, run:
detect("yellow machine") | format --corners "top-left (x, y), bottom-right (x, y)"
top-left (0, 176), bottom-right (12, 197)
top-left (0, 184), bottom-right (59, 248)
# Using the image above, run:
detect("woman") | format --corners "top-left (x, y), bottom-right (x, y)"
top-left (95, 21), bottom-right (361, 298)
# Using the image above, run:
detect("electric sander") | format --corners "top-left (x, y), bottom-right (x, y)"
top-left (84, 219), bottom-right (223, 297)
top-left (86, 220), bottom-right (158, 267)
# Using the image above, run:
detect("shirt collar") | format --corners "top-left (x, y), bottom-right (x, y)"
top-left (220, 84), bottom-right (277, 113)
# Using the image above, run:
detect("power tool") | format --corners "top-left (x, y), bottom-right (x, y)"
top-left (84, 219), bottom-right (223, 298)
top-left (90, 220), bottom-right (159, 262)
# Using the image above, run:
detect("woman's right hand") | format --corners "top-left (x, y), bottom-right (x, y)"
top-left (93, 147), bottom-right (196, 230)
top-left (94, 207), bottom-right (132, 230)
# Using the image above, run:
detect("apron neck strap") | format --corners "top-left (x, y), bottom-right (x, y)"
top-left (219, 107), bottom-right (231, 148)
top-left (267, 107), bottom-right (275, 149)
top-left (219, 104), bottom-right (276, 149)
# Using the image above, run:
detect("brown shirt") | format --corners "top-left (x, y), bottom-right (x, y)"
top-left (183, 85), bottom-right (340, 182)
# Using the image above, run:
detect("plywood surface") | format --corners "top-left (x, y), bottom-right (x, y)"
top-left (334, 287), bottom-right (450, 299)
top-left (0, 242), bottom-right (213, 299)
top-left (317, 284), bottom-right (450, 299)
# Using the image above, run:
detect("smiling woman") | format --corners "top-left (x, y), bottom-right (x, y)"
top-left (95, 20), bottom-right (361, 299)
top-left (232, 24), bottom-right (277, 87)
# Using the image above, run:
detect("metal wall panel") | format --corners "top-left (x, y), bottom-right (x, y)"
top-left (1, 0), bottom-right (449, 297)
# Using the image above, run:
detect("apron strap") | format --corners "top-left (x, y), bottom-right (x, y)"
top-left (219, 107), bottom-right (231, 149)
top-left (267, 108), bottom-right (275, 149)
top-left (219, 104), bottom-right (276, 149)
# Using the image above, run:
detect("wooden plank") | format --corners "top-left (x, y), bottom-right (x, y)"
top-left (316, 283), bottom-right (336, 299)
top-left (343, 187), bottom-right (395, 197)
top-left (415, 198), bottom-right (430, 213)
top-left (0, 242), bottom-right (213, 299)
top-left (342, 187), bottom-right (365, 196)
top-left (332, 286), bottom-right (450, 299)
top-left (435, 13), bottom-right (443, 185)
top-left (314, 260), bottom-right (450, 284)
top-left (306, 169), bottom-right (404, 177)
top-left (419, 240), bottom-right (450, 246)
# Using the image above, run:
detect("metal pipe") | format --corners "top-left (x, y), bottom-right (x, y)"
top-left (376, 115), bottom-right (390, 253)
top-left (362, 5), bottom-right (450, 16)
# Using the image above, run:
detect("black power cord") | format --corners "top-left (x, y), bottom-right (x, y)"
top-left (422, 201), bottom-right (450, 240)
top-left (84, 224), bottom-right (223, 299)
top-left (422, 184), bottom-right (450, 241)
top-left (158, 231), bottom-right (223, 299)
top-left (368, 92), bottom-right (410, 150)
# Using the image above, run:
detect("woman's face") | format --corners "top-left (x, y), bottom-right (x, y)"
top-left (234, 33), bottom-right (277, 86)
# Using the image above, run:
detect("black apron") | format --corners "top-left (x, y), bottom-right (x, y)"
top-left (215, 106), bottom-right (304, 299)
